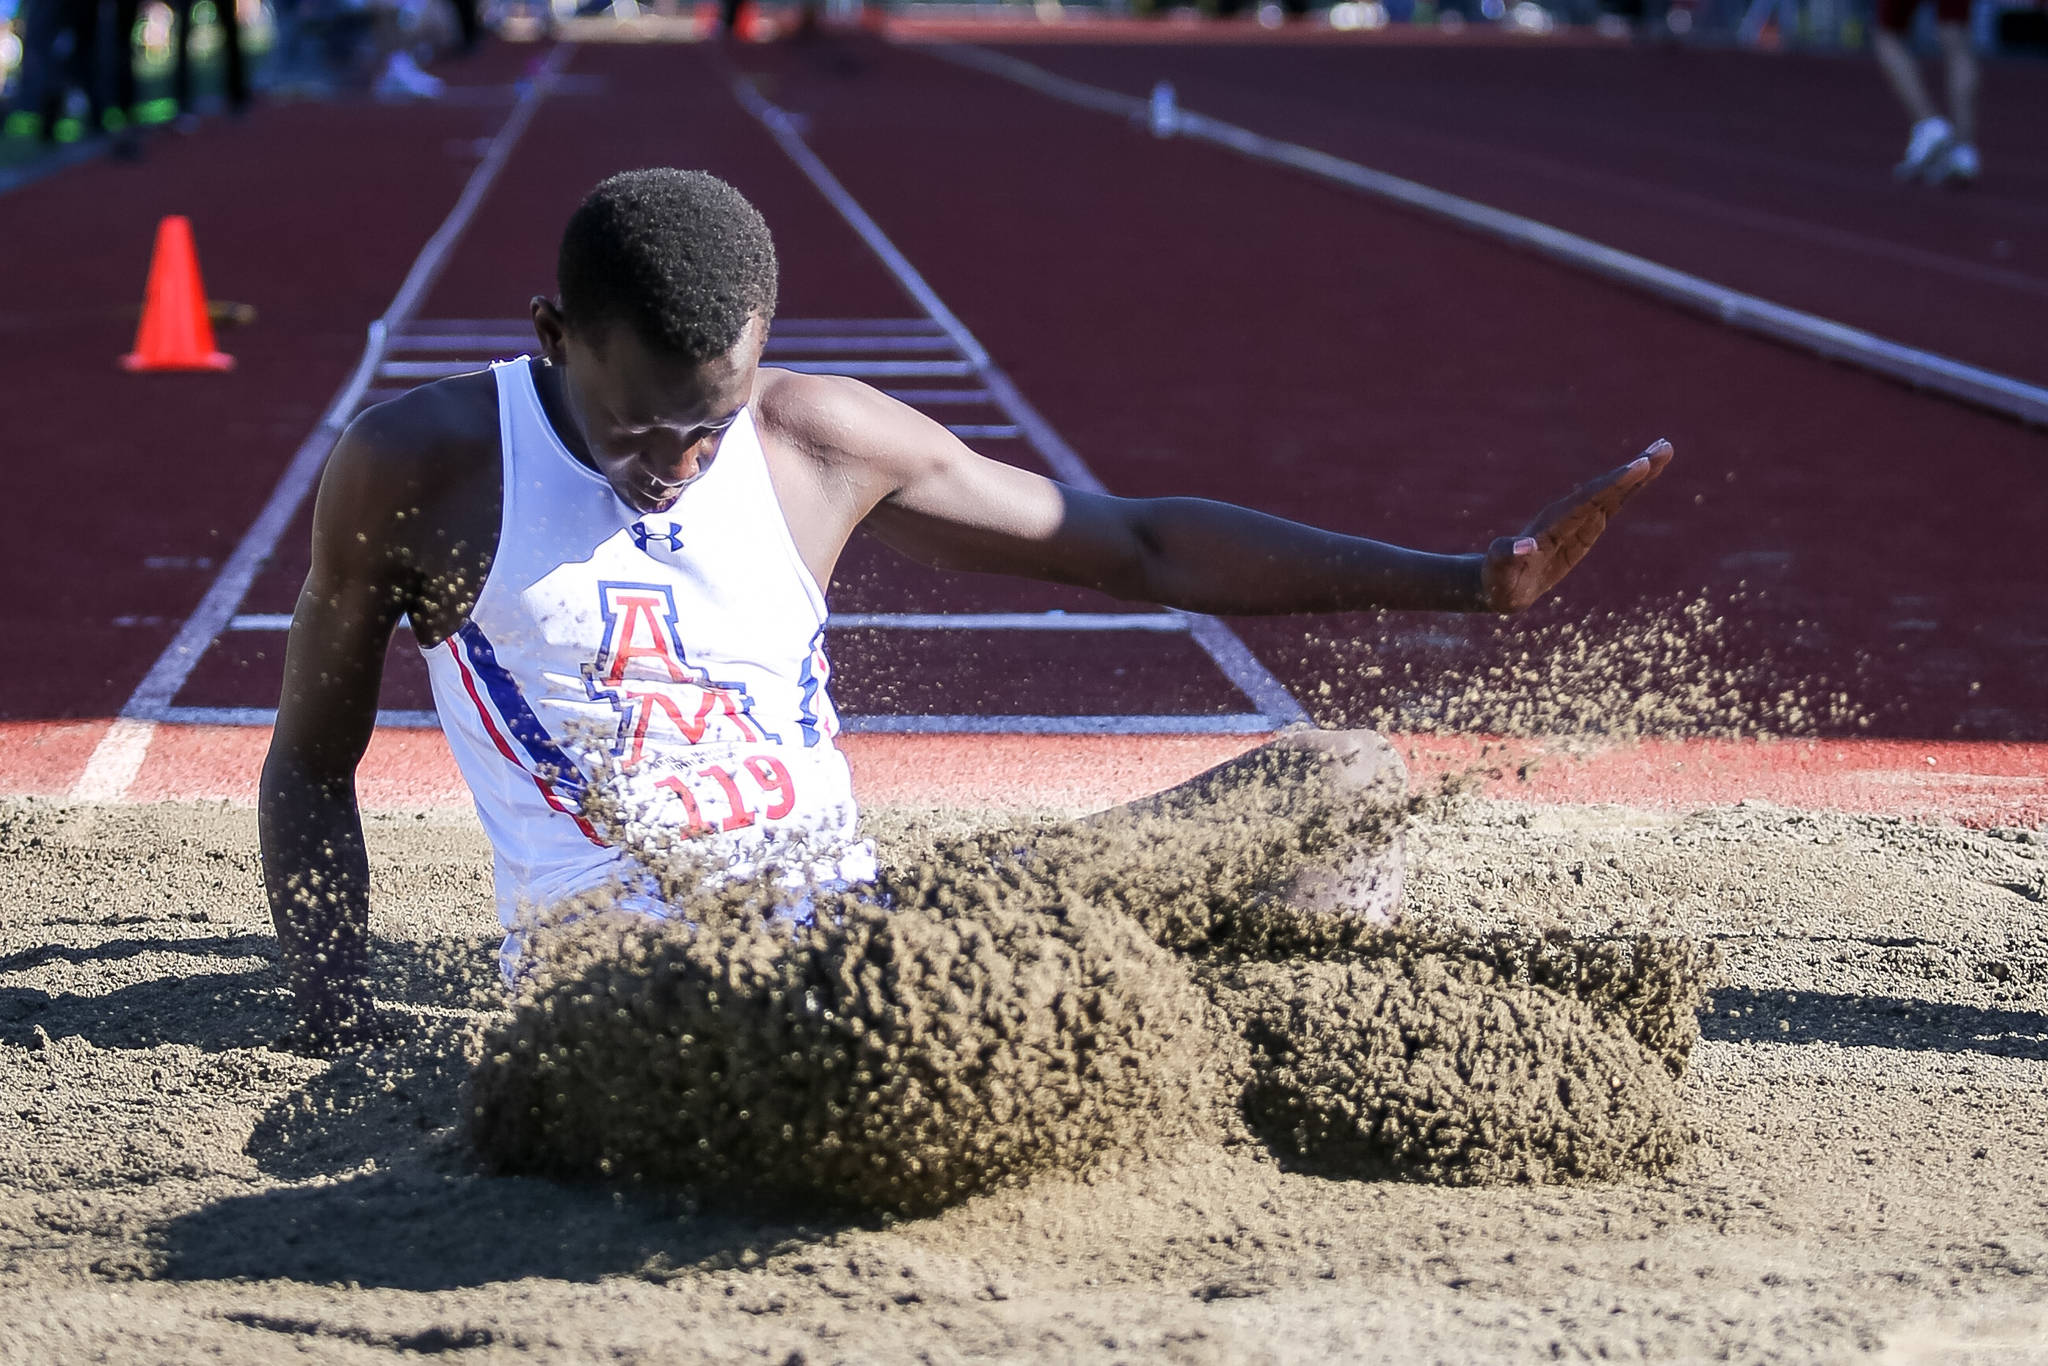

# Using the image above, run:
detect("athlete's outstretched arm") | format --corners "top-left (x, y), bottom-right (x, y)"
top-left (795, 377), bottom-right (1673, 615)
top-left (259, 412), bottom-right (419, 1055)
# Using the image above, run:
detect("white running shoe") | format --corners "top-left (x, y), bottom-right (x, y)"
top-left (1929, 140), bottom-right (1981, 186)
top-left (374, 51), bottom-right (445, 101)
top-left (1894, 115), bottom-right (1954, 181)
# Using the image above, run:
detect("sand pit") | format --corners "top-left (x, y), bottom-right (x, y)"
top-left (2, 795), bottom-right (2046, 1361)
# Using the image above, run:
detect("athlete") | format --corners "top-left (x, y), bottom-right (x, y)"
top-left (1874, 0), bottom-right (1981, 185)
top-left (260, 169), bottom-right (1674, 1054)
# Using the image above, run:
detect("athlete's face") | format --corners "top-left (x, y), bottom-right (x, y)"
top-left (531, 300), bottom-right (768, 515)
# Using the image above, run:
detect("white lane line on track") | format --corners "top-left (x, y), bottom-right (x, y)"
top-left (733, 75), bottom-right (1311, 730)
top-left (390, 333), bottom-right (965, 355)
top-left (933, 44), bottom-right (2048, 429)
top-left (69, 718), bottom-right (159, 803)
top-left (226, 609), bottom-right (1188, 632)
top-left (879, 388), bottom-right (995, 405)
top-left (1273, 102), bottom-right (2048, 305)
top-left (398, 316), bottom-right (953, 336)
top-left (379, 357), bottom-right (980, 380)
top-left (158, 705), bottom-right (1274, 735)
top-left (840, 713), bottom-right (1273, 734)
top-left (70, 45), bottom-right (573, 803)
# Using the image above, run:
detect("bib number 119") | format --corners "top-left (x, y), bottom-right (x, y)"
top-left (655, 755), bottom-right (797, 834)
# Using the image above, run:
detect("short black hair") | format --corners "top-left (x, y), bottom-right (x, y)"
top-left (557, 169), bottom-right (779, 360)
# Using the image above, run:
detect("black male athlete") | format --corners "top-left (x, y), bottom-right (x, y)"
top-left (261, 169), bottom-right (1674, 1054)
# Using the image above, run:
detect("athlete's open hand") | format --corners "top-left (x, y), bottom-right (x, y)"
top-left (1479, 439), bottom-right (1674, 614)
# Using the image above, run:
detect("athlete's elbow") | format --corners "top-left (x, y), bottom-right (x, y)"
top-left (1096, 506), bottom-right (1176, 605)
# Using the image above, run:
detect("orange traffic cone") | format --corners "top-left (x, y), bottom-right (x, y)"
top-left (122, 215), bottom-right (234, 373)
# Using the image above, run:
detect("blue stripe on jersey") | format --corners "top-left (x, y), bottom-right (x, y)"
top-left (457, 621), bottom-right (588, 800)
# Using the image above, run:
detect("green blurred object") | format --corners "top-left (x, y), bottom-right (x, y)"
top-left (137, 97), bottom-right (179, 125)
top-left (103, 109), bottom-right (129, 131)
top-left (52, 117), bottom-right (81, 144)
top-left (2, 111), bottom-right (40, 141)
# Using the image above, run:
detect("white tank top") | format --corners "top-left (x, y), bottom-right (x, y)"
top-left (421, 359), bottom-right (876, 931)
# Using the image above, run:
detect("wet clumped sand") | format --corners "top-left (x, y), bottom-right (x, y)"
top-left (469, 749), bottom-right (1715, 1210)
top-left (1216, 955), bottom-right (1691, 1185)
top-left (467, 880), bottom-right (1238, 1215)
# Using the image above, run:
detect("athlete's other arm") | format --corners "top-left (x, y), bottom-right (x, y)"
top-left (777, 376), bottom-right (1671, 615)
top-left (259, 408), bottom-right (423, 1054)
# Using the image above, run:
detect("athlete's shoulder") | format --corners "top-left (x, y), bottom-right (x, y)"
top-left (335, 368), bottom-right (500, 482)
top-left (751, 366), bottom-right (945, 491)
top-left (314, 369), bottom-right (502, 569)
top-left (752, 367), bottom-right (890, 456)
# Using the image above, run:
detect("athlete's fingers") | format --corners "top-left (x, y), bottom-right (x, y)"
top-left (1582, 441), bottom-right (1669, 514)
top-left (1521, 439), bottom-right (1674, 538)
top-left (1610, 440), bottom-right (1675, 512)
top-left (1491, 442), bottom-right (1672, 610)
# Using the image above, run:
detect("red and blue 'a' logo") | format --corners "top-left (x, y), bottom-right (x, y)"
top-left (582, 581), bottom-right (778, 765)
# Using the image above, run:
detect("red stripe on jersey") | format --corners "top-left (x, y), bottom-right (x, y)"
top-left (445, 638), bottom-right (606, 848)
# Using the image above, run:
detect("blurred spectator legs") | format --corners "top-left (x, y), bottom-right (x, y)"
top-left (171, 0), bottom-right (249, 118)
top-left (8, 0), bottom-right (67, 139)
top-left (64, 0), bottom-right (143, 153)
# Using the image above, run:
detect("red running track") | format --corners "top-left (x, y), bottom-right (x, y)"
top-left (987, 37), bottom-right (2048, 388)
top-left (8, 721), bottom-right (2045, 828)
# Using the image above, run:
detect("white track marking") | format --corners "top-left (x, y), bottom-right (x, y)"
top-left (379, 356), bottom-right (981, 381)
top-left (831, 611), bottom-right (1185, 631)
top-left (71, 46), bottom-right (572, 802)
top-left (769, 318), bottom-right (949, 335)
top-left (398, 316), bottom-right (950, 336)
top-left (378, 373), bottom-right (1000, 407)
top-left (880, 388), bottom-right (995, 405)
top-left (944, 424), bottom-right (1023, 439)
top-left (391, 333), bottom-right (962, 354)
top-left (157, 705), bottom-right (1274, 735)
top-left (842, 714), bottom-right (1274, 734)
top-left (386, 335), bottom-right (534, 353)
top-left (375, 359), bottom-right (511, 379)
top-left (733, 76), bottom-right (1311, 730)
top-left (227, 609), bottom-right (1188, 632)
top-left (761, 335), bottom-right (960, 354)
top-left (772, 359), bottom-right (978, 378)
top-left (69, 718), bottom-right (158, 803)
top-left (936, 44), bottom-right (2048, 429)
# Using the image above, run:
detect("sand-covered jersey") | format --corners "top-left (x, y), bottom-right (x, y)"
top-left (420, 358), bottom-right (876, 932)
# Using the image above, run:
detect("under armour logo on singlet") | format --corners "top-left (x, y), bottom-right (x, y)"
top-left (630, 521), bottom-right (684, 554)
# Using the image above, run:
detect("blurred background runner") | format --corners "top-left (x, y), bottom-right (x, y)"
top-left (1873, 0), bottom-right (1981, 182)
